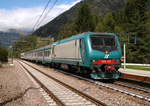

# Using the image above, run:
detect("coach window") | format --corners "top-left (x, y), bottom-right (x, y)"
top-left (46, 51), bottom-right (48, 57)
top-left (47, 50), bottom-right (49, 56)
top-left (45, 51), bottom-right (47, 57)
top-left (38, 52), bottom-right (40, 56)
top-left (44, 51), bottom-right (46, 57)
top-left (41, 52), bottom-right (43, 56)
top-left (46, 51), bottom-right (47, 57)
top-left (47, 51), bottom-right (49, 56)
top-left (46, 51), bottom-right (48, 56)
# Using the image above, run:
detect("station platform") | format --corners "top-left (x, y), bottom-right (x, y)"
top-left (119, 68), bottom-right (150, 83)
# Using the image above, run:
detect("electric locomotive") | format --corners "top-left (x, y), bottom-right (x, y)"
top-left (51, 32), bottom-right (122, 79)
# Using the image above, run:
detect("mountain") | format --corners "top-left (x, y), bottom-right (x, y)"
top-left (0, 29), bottom-right (31, 47)
top-left (7, 29), bottom-right (31, 36)
top-left (33, 0), bottom-right (126, 37)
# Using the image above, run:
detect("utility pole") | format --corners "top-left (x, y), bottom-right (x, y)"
top-left (123, 43), bottom-right (126, 70)
top-left (117, 32), bottom-right (137, 71)
top-left (9, 46), bottom-right (14, 66)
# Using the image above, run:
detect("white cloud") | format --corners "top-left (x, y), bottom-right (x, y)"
top-left (0, 0), bottom-right (81, 31)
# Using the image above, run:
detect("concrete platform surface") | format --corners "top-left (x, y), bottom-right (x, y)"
top-left (119, 68), bottom-right (150, 83)
top-left (119, 68), bottom-right (150, 77)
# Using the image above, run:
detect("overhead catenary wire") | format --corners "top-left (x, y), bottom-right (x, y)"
top-left (35, 0), bottom-right (58, 30)
top-left (32, 0), bottom-right (52, 32)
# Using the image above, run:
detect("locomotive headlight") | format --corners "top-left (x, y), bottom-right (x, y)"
top-left (115, 59), bottom-right (120, 64)
top-left (92, 60), bottom-right (98, 62)
top-left (93, 60), bottom-right (96, 62)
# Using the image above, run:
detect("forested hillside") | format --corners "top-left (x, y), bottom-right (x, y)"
top-left (33, 0), bottom-right (126, 37)
top-left (57, 0), bottom-right (150, 63)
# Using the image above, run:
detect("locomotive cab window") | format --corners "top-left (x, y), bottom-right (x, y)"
top-left (90, 35), bottom-right (117, 52)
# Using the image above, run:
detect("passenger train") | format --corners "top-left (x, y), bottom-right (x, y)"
top-left (21, 32), bottom-right (122, 79)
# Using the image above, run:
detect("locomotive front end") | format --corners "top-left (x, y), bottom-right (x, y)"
top-left (88, 33), bottom-right (122, 79)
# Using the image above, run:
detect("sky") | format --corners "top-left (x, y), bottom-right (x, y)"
top-left (0, 0), bottom-right (81, 31)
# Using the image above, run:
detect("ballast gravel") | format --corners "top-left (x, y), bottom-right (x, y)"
top-left (24, 60), bottom-right (150, 106)
top-left (0, 61), bottom-right (49, 106)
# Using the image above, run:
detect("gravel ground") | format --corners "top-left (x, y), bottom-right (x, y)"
top-left (24, 60), bottom-right (150, 106)
top-left (0, 61), bottom-right (49, 106)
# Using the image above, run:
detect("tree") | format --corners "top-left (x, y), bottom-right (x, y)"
top-left (57, 23), bottom-right (75, 40)
top-left (74, 2), bottom-right (95, 33)
top-left (13, 35), bottom-right (54, 57)
top-left (13, 35), bottom-right (38, 57)
top-left (0, 46), bottom-right (8, 62)
top-left (95, 13), bottom-right (115, 32)
top-left (124, 0), bottom-right (149, 63)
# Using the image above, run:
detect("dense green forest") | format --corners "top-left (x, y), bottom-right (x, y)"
top-left (13, 0), bottom-right (150, 64)
top-left (58, 0), bottom-right (150, 63)
top-left (34, 0), bottom-right (127, 37)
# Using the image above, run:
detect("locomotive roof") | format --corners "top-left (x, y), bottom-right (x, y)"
top-left (53, 32), bottom-right (116, 45)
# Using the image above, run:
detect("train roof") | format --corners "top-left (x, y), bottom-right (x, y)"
top-left (53, 32), bottom-right (117, 45)
top-left (24, 44), bottom-right (52, 54)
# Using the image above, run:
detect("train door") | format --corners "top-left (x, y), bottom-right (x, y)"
top-left (80, 39), bottom-right (86, 64)
top-left (51, 44), bottom-right (56, 59)
top-left (48, 45), bottom-right (52, 60)
top-left (43, 49), bottom-right (45, 63)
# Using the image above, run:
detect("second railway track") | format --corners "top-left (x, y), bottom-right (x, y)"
top-left (113, 81), bottom-right (150, 93)
top-left (18, 60), bottom-right (106, 106)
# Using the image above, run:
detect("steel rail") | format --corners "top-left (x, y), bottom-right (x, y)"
top-left (19, 60), bottom-right (107, 106)
top-left (18, 61), bottom-right (64, 106)
top-left (113, 81), bottom-right (150, 93)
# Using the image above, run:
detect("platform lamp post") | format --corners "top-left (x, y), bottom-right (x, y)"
top-left (123, 42), bottom-right (126, 70)
top-left (116, 32), bottom-right (127, 71)
top-left (118, 32), bottom-right (137, 71)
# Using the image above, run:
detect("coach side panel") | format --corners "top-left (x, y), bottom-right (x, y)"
top-left (53, 39), bottom-right (81, 63)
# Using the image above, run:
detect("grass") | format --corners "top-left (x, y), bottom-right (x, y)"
top-left (122, 65), bottom-right (150, 71)
top-left (0, 61), bottom-right (8, 67)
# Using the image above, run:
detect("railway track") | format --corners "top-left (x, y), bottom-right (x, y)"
top-left (113, 81), bottom-right (150, 93)
top-left (20, 60), bottom-right (150, 103)
top-left (63, 73), bottom-right (150, 102)
top-left (18, 60), bottom-right (106, 106)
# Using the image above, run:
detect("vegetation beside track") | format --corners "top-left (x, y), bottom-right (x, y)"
top-left (0, 46), bottom-right (8, 63)
top-left (13, 36), bottom-right (54, 57)
top-left (122, 65), bottom-right (150, 71)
